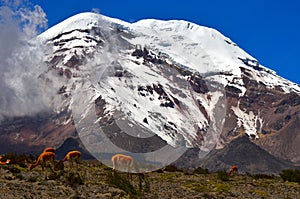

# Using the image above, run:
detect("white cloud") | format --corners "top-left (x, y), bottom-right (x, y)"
top-left (0, 1), bottom-right (59, 120)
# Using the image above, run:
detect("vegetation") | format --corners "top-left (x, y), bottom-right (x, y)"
top-left (2, 152), bottom-right (36, 168)
top-left (217, 170), bottom-right (230, 181)
top-left (247, 172), bottom-right (276, 180)
top-left (0, 156), bottom-right (299, 198)
top-left (163, 165), bottom-right (183, 172)
top-left (193, 167), bottom-right (209, 175)
top-left (106, 172), bottom-right (137, 196)
top-left (280, 169), bottom-right (300, 183)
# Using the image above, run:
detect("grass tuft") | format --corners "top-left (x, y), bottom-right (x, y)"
top-left (217, 170), bottom-right (229, 181)
top-left (106, 172), bottom-right (137, 196)
top-left (280, 169), bottom-right (300, 183)
top-left (194, 167), bottom-right (209, 174)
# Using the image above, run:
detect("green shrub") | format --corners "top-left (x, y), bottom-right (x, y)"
top-left (143, 176), bottom-right (150, 193)
top-left (280, 169), bottom-right (300, 183)
top-left (4, 152), bottom-right (36, 167)
top-left (193, 167), bottom-right (209, 174)
top-left (217, 170), bottom-right (229, 181)
top-left (9, 167), bottom-right (21, 174)
top-left (64, 171), bottom-right (85, 186)
top-left (252, 173), bottom-right (275, 180)
top-left (106, 172), bottom-right (136, 196)
top-left (163, 165), bottom-right (182, 172)
top-left (214, 183), bottom-right (230, 192)
top-left (154, 168), bottom-right (164, 173)
top-left (15, 174), bottom-right (24, 180)
top-left (183, 182), bottom-right (211, 192)
top-left (47, 170), bottom-right (64, 181)
top-left (137, 173), bottom-right (150, 195)
top-left (27, 176), bottom-right (38, 183)
top-left (5, 176), bottom-right (13, 180)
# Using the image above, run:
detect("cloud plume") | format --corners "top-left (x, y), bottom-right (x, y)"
top-left (0, 0), bottom-right (57, 121)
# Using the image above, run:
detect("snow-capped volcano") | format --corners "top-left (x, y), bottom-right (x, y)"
top-left (1, 12), bottom-right (300, 172)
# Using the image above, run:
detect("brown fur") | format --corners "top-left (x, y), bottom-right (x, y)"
top-left (62, 151), bottom-right (81, 167)
top-left (0, 159), bottom-right (10, 165)
top-left (228, 166), bottom-right (238, 176)
top-left (111, 154), bottom-right (134, 174)
top-left (29, 152), bottom-right (55, 170)
top-left (0, 155), bottom-right (10, 165)
top-left (43, 147), bottom-right (56, 153)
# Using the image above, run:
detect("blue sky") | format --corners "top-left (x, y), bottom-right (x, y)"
top-left (29, 0), bottom-right (300, 84)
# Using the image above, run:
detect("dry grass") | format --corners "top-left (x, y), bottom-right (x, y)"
top-left (0, 160), bottom-right (299, 198)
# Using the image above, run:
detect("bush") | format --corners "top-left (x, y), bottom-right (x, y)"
top-left (47, 170), bottom-right (64, 181)
top-left (280, 169), bottom-right (300, 183)
top-left (163, 165), bottom-right (182, 172)
top-left (15, 174), bottom-right (24, 180)
top-left (4, 152), bottom-right (36, 167)
top-left (193, 167), bottom-right (209, 174)
top-left (64, 171), bottom-right (85, 186)
top-left (217, 170), bottom-right (229, 181)
top-left (252, 173), bottom-right (275, 180)
top-left (9, 167), bottom-right (21, 174)
top-left (137, 173), bottom-right (150, 195)
top-left (27, 176), bottom-right (38, 183)
top-left (107, 172), bottom-right (136, 196)
top-left (154, 168), bottom-right (164, 173)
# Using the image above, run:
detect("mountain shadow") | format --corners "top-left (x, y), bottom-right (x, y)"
top-left (199, 135), bottom-right (297, 175)
top-left (56, 137), bottom-right (94, 160)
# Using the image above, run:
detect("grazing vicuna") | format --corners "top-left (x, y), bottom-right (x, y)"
top-left (111, 154), bottom-right (134, 176)
top-left (43, 147), bottom-right (56, 153)
top-left (62, 151), bottom-right (81, 168)
top-left (0, 155), bottom-right (11, 165)
top-left (0, 159), bottom-right (10, 165)
top-left (0, 160), bottom-right (10, 165)
top-left (29, 152), bottom-right (55, 171)
top-left (228, 166), bottom-right (238, 176)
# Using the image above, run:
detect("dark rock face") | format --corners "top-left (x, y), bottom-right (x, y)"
top-left (56, 137), bottom-right (94, 160)
top-left (255, 113), bottom-right (300, 164)
top-left (188, 75), bottom-right (208, 94)
top-left (222, 66), bottom-right (300, 166)
top-left (171, 136), bottom-right (298, 175)
top-left (199, 136), bottom-right (297, 175)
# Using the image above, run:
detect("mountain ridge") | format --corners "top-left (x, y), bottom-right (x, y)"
top-left (0, 12), bottom-right (299, 174)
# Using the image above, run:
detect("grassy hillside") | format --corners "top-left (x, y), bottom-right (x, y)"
top-left (0, 158), bottom-right (299, 199)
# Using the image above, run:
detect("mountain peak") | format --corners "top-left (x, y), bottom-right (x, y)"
top-left (1, 12), bottom-right (299, 174)
top-left (39, 12), bottom-right (300, 94)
